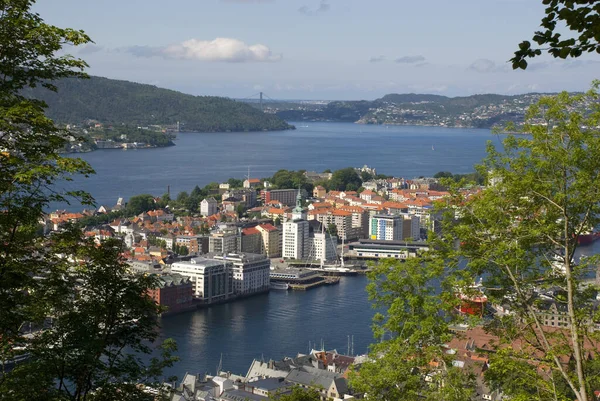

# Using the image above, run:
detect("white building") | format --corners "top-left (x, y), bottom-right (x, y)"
top-left (210, 253), bottom-right (270, 295)
top-left (309, 230), bottom-right (337, 263)
top-left (170, 257), bottom-right (233, 303)
top-left (369, 214), bottom-right (402, 241)
top-left (200, 197), bottom-right (218, 217)
top-left (283, 220), bottom-right (309, 260)
top-left (282, 191), bottom-right (310, 260)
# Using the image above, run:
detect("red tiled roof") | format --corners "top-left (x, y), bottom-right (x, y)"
top-left (258, 223), bottom-right (278, 232)
top-left (242, 227), bottom-right (260, 236)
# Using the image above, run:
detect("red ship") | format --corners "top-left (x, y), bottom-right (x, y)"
top-left (456, 280), bottom-right (487, 318)
top-left (578, 230), bottom-right (600, 245)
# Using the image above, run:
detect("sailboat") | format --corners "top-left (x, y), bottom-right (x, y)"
top-left (320, 231), bottom-right (357, 272)
top-left (432, 145), bottom-right (435, 151)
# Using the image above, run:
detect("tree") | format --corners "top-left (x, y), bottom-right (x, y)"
top-left (5, 229), bottom-right (178, 400)
top-left (0, 1), bottom-right (177, 398)
top-left (275, 387), bottom-right (321, 401)
top-left (126, 194), bottom-right (155, 215)
top-left (446, 85), bottom-right (600, 400)
top-left (511, 1), bottom-right (600, 69)
top-left (227, 178), bottom-right (244, 188)
top-left (327, 223), bottom-right (338, 237)
top-left (0, 0), bottom-right (93, 388)
top-left (329, 168), bottom-right (362, 191)
top-left (349, 257), bottom-right (474, 401)
top-left (357, 86), bottom-right (600, 400)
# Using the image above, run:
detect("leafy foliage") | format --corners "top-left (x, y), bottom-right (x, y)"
top-left (329, 167), bottom-right (362, 191)
top-left (350, 256), bottom-right (475, 401)
top-left (446, 84), bottom-right (600, 401)
top-left (92, 126), bottom-right (175, 147)
top-left (274, 387), bottom-right (321, 401)
top-left (0, 2), bottom-right (178, 398)
top-left (25, 76), bottom-right (294, 132)
top-left (511, 0), bottom-right (600, 69)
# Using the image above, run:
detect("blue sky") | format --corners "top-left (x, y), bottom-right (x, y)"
top-left (35, 0), bottom-right (600, 99)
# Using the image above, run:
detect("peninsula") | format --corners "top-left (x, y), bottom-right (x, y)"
top-left (25, 76), bottom-right (294, 133)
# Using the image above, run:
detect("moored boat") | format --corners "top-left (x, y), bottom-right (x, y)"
top-left (270, 281), bottom-right (289, 291)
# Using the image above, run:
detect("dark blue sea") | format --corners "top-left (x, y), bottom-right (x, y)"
top-left (56, 122), bottom-right (512, 379)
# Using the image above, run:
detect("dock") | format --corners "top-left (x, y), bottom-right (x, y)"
top-left (288, 276), bottom-right (340, 290)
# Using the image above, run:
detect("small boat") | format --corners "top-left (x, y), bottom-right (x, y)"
top-left (270, 281), bottom-right (289, 291)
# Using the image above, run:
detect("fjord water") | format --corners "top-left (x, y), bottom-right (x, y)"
top-left (61, 122), bottom-right (504, 378)
top-left (62, 122), bottom-right (501, 208)
top-left (159, 275), bottom-right (373, 379)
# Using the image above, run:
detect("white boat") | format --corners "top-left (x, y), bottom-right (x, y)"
top-left (270, 281), bottom-right (289, 290)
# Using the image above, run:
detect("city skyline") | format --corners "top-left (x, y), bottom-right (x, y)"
top-left (35, 0), bottom-right (600, 99)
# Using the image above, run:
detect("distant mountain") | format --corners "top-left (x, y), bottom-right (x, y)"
top-left (273, 92), bottom-right (547, 129)
top-left (26, 76), bottom-right (293, 132)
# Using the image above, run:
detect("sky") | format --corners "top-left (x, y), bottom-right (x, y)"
top-left (34, 0), bottom-right (600, 100)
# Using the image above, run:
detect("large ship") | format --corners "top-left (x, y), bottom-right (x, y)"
top-left (577, 229), bottom-right (600, 245)
top-left (456, 280), bottom-right (487, 318)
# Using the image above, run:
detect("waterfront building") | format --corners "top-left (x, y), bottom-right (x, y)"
top-left (309, 227), bottom-right (337, 263)
top-left (255, 223), bottom-right (281, 257)
top-left (269, 268), bottom-right (321, 282)
top-left (282, 191), bottom-right (309, 260)
top-left (346, 239), bottom-right (429, 259)
top-left (210, 253), bottom-right (270, 296)
top-left (369, 214), bottom-right (402, 241)
top-left (170, 257), bottom-right (233, 302)
top-left (261, 188), bottom-right (307, 207)
top-left (146, 273), bottom-right (194, 315)
top-left (200, 197), bottom-right (218, 217)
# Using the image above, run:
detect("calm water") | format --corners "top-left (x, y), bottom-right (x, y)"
top-left (59, 122), bottom-right (503, 209)
top-left (52, 122), bottom-right (599, 379)
top-left (159, 275), bottom-right (375, 379)
top-left (58, 122), bottom-right (505, 378)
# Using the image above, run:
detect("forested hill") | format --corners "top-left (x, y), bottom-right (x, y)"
top-left (26, 76), bottom-right (293, 132)
top-left (274, 92), bottom-right (546, 128)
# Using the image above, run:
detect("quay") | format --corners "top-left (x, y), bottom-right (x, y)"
top-left (270, 267), bottom-right (341, 291)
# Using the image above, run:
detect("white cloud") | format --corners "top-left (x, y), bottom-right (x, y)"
top-left (126, 38), bottom-right (281, 63)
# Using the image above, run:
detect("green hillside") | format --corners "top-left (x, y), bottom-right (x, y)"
top-left (273, 92), bottom-right (546, 128)
top-left (26, 76), bottom-right (294, 132)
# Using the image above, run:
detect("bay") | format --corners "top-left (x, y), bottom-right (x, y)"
top-left (58, 122), bottom-right (503, 210)
top-left (56, 122), bottom-right (505, 379)
top-left (159, 275), bottom-right (375, 380)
